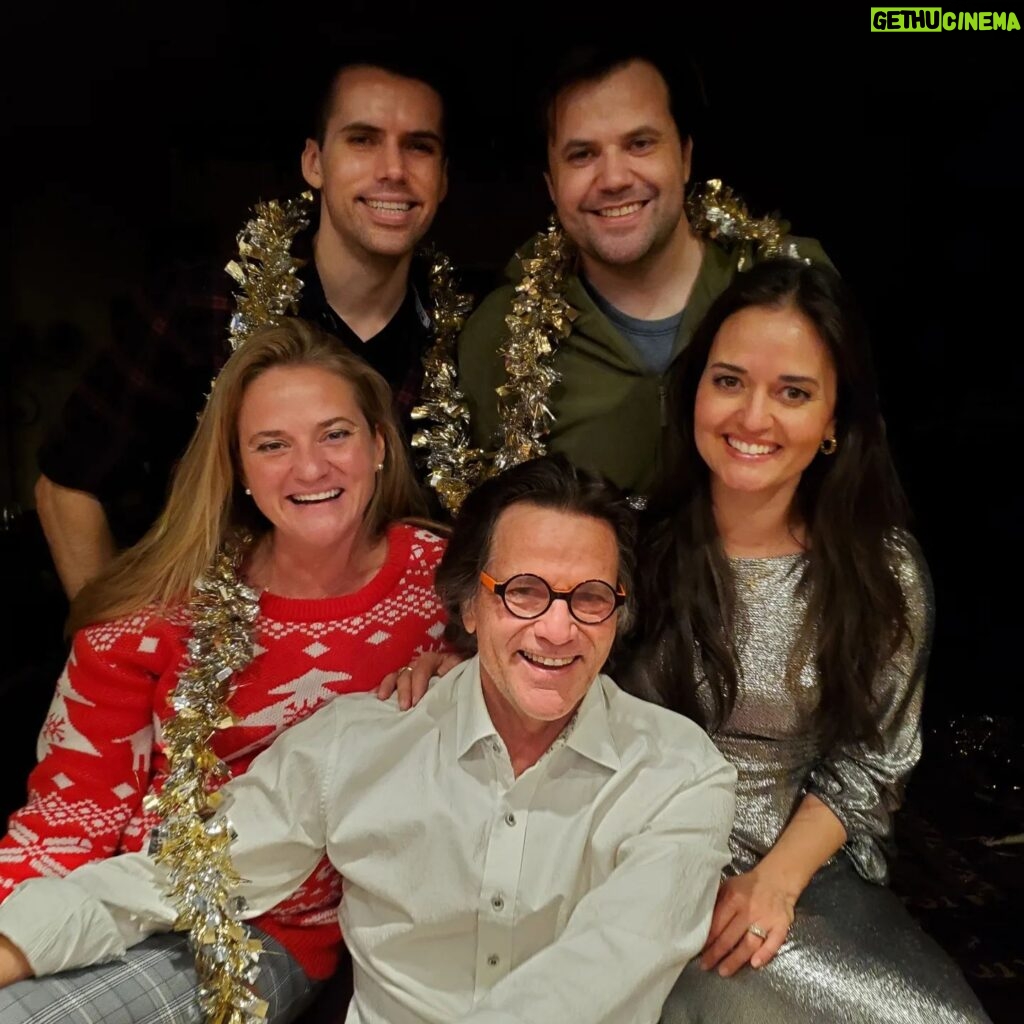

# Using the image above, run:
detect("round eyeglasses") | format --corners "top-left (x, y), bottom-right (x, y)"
top-left (479, 572), bottom-right (626, 625)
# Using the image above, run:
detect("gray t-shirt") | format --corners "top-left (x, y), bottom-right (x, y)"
top-left (584, 279), bottom-right (684, 374)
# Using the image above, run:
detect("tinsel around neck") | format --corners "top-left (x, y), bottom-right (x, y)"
top-left (411, 179), bottom-right (797, 513)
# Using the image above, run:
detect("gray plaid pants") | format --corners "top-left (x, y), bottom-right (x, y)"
top-left (0, 928), bottom-right (320, 1024)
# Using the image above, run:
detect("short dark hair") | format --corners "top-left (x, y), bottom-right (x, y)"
top-left (435, 455), bottom-right (637, 654)
top-left (309, 40), bottom-right (449, 148)
top-left (539, 43), bottom-right (706, 153)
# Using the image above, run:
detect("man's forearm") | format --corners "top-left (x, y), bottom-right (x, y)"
top-left (34, 474), bottom-right (117, 598)
top-left (0, 861), bottom-right (177, 980)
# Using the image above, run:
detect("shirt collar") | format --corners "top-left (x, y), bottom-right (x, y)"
top-left (564, 673), bottom-right (621, 771)
top-left (455, 657), bottom-right (499, 758)
top-left (454, 657), bottom-right (621, 771)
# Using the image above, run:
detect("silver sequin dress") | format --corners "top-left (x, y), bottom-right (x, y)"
top-left (661, 539), bottom-right (992, 1024)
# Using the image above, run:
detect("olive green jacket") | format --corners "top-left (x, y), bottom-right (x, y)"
top-left (458, 234), bottom-right (830, 493)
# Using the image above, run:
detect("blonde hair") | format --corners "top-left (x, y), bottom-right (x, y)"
top-left (69, 318), bottom-right (425, 632)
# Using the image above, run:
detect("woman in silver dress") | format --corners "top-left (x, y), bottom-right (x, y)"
top-left (626, 259), bottom-right (991, 1023)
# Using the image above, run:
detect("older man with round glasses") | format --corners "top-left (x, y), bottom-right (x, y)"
top-left (0, 455), bottom-right (734, 1024)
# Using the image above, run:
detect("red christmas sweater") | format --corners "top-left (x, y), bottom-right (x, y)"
top-left (0, 523), bottom-right (447, 980)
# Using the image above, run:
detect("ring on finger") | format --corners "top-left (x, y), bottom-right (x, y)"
top-left (747, 923), bottom-right (768, 940)
top-left (399, 665), bottom-right (413, 675)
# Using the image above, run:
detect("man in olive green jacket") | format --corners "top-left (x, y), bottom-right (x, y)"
top-left (457, 46), bottom-right (828, 495)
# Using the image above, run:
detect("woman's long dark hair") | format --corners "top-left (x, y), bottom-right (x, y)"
top-left (622, 259), bottom-right (911, 749)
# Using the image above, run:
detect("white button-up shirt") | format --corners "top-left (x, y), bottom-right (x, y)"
top-left (1, 658), bottom-right (735, 1024)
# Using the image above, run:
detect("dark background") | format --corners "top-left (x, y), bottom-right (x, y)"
top-left (0, 4), bottom-right (1021, 1017)
top-left (4, 3), bottom-right (1020, 722)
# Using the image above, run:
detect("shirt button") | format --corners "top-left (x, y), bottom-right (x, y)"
top-left (487, 954), bottom-right (500, 967)
top-left (491, 894), bottom-right (505, 911)
top-left (504, 812), bottom-right (516, 827)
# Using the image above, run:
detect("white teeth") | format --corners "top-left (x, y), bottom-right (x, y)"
top-left (598, 202), bottom-right (643, 218)
top-left (366, 199), bottom-right (413, 212)
top-left (521, 652), bottom-right (575, 667)
top-left (291, 489), bottom-right (342, 503)
top-left (727, 437), bottom-right (776, 456)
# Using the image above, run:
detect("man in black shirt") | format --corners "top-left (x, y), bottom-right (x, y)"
top-left (35, 52), bottom-right (450, 598)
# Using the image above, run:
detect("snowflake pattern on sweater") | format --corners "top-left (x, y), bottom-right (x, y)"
top-left (0, 523), bottom-right (447, 979)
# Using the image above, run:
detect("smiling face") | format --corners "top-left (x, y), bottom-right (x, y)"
top-left (694, 303), bottom-right (837, 506)
top-left (461, 503), bottom-right (620, 732)
top-left (237, 364), bottom-right (385, 550)
top-left (545, 59), bottom-right (692, 273)
top-left (301, 65), bottom-right (447, 262)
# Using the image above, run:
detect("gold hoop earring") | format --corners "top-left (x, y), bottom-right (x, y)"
top-left (819, 436), bottom-right (837, 456)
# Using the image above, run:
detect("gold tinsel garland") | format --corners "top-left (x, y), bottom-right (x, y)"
top-left (412, 215), bottom-right (575, 513)
top-left (150, 190), bottom-right (319, 1024)
top-left (145, 536), bottom-right (263, 1024)
top-left (409, 249), bottom-right (478, 512)
top-left (410, 180), bottom-right (794, 512)
top-left (492, 216), bottom-right (577, 474)
top-left (225, 191), bottom-right (314, 351)
top-left (685, 178), bottom-right (805, 268)
top-left (146, 192), bottom-right (314, 1024)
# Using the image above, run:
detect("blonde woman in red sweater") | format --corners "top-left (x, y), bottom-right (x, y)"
top-left (0, 319), bottom-right (448, 1023)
